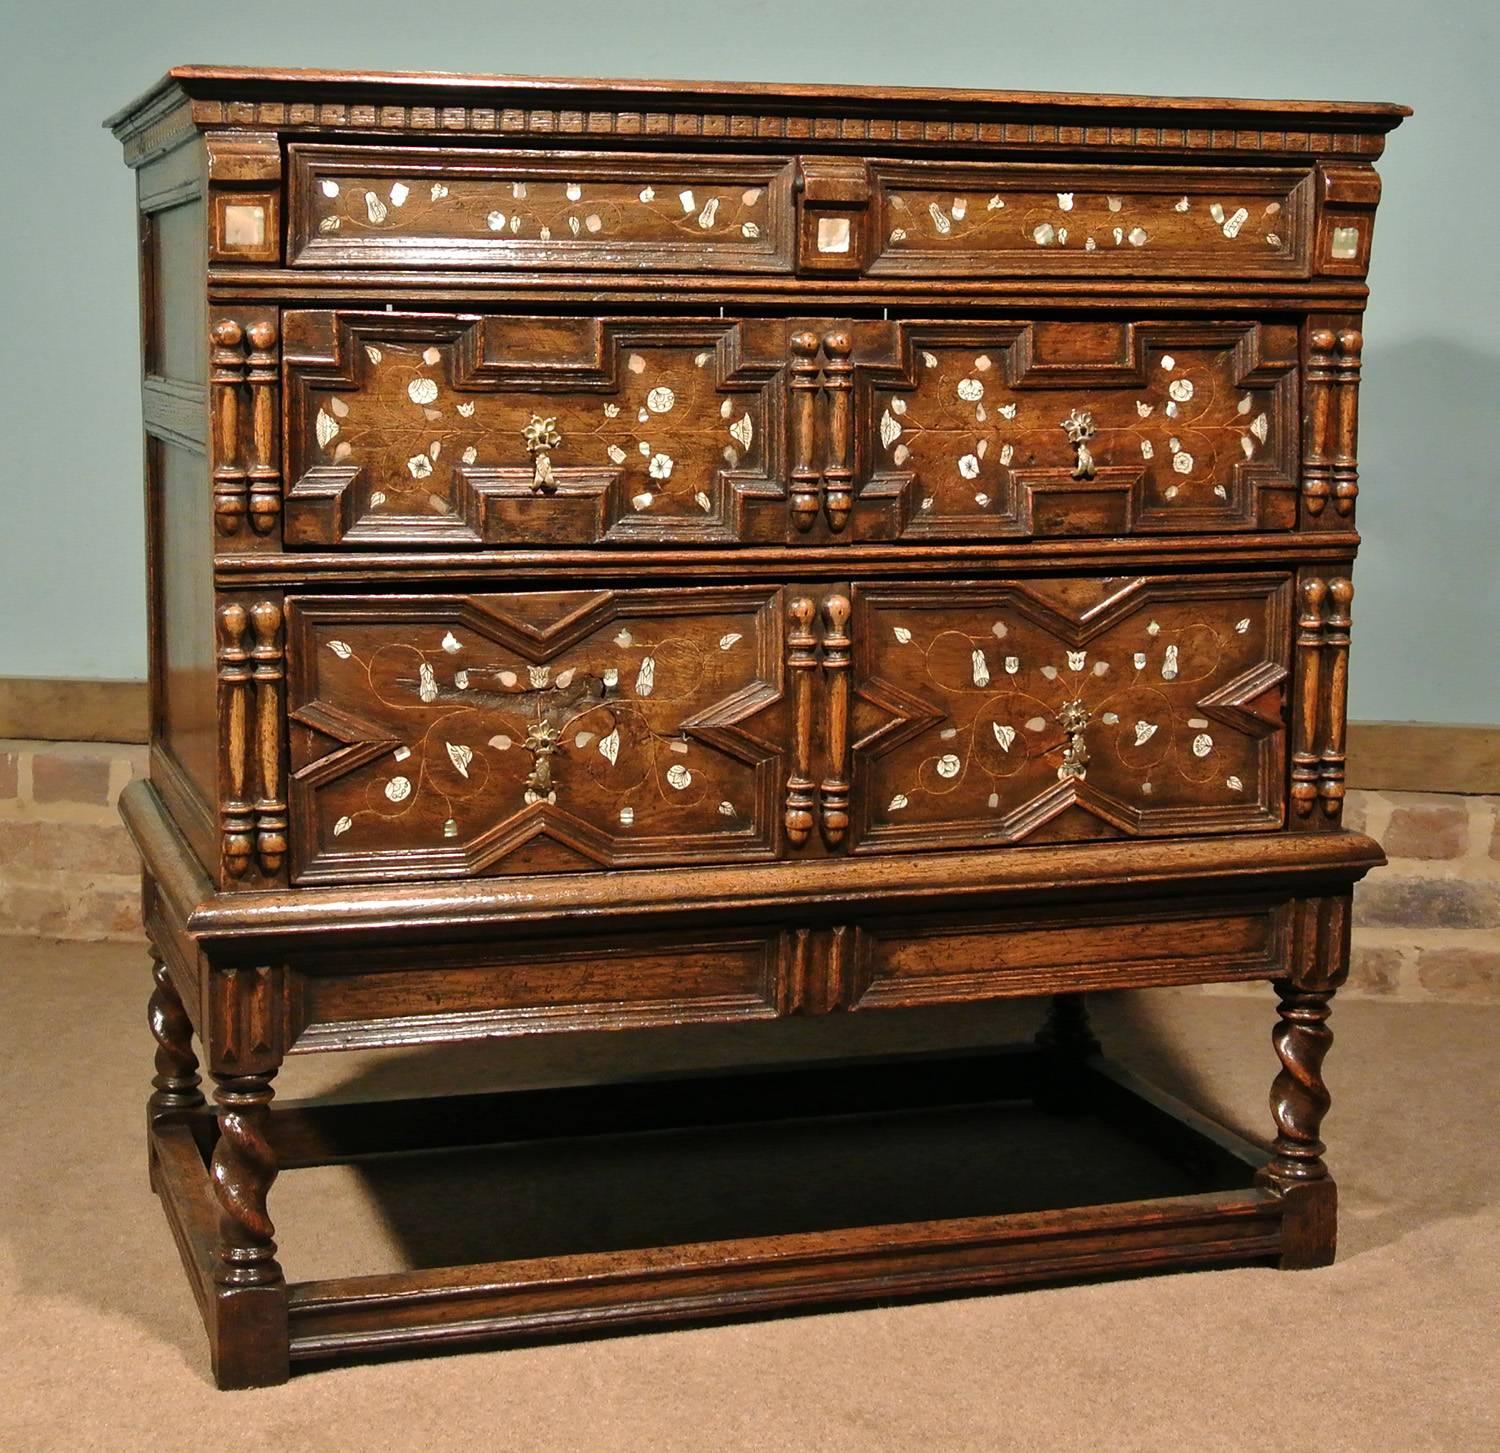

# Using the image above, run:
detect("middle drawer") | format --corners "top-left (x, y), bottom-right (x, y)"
top-left (280, 312), bottom-right (1300, 548)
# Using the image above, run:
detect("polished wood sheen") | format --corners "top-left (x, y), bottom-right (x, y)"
top-left (108, 66), bottom-right (1404, 1388)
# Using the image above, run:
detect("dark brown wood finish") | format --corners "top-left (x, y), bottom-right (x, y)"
top-left (110, 68), bottom-right (1403, 1388)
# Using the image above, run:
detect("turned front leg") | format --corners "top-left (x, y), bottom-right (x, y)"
top-left (211, 1071), bottom-right (281, 1288)
top-left (1256, 975), bottom-right (1341, 1268)
top-left (148, 951), bottom-right (204, 1119)
top-left (1259, 981), bottom-right (1336, 1188)
top-left (208, 1067), bottom-right (289, 1387)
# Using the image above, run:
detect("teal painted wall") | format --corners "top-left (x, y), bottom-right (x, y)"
top-left (1, 0), bottom-right (1495, 722)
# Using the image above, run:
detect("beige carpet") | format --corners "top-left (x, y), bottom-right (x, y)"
top-left (2, 935), bottom-right (1496, 1450)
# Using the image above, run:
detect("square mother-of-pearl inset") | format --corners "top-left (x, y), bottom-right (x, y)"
top-left (1330, 225), bottom-right (1361, 260)
top-left (223, 203), bottom-right (267, 248)
top-left (817, 216), bottom-right (852, 253)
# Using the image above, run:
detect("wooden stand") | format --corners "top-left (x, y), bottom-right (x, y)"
top-left (129, 783), bottom-right (1371, 1389)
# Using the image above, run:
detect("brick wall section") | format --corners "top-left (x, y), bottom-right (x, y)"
top-left (0, 740), bottom-right (148, 941)
top-left (3, 743), bottom-right (1497, 1003)
top-left (1340, 788), bottom-right (1500, 1003)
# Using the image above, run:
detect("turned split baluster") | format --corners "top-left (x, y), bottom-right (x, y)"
top-left (821, 329), bottom-right (854, 533)
top-left (787, 330), bottom-right (822, 532)
top-left (784, 595), bottom-right (818, 846)
top-left (819, 593), bottom-right (852, 845)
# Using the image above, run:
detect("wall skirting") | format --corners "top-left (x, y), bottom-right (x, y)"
top-left (2, 678), bottom-right (1494, 791)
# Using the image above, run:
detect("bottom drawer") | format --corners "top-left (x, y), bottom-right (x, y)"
top-left (274, 570), bottom-right (1293, 891)
top-left (281, 893), bottom-right (1289, 1050)
top-left (845, 897), bottom-right (1289, 1011)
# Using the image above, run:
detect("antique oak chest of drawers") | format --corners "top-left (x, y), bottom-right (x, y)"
top-left (108, 68), bottom-right (1405, 1387)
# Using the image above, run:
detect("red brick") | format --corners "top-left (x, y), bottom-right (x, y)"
top-left (1417, 946), bottom-right (1500, 1000)
top-left (30, 751), bottom-right (112, 805)
top-left (1353, 875), bottom-right (1500, 930)
top-left (0, 749), bottom-right (18, 799)
top-left (1340, 790), bottom-right (1371, 836)
top-left (0, 880), bottom-right (78, 936)
top-left (1382, 793), bottom-right (1469, 860)
top-left (0, 818), bottom-right (137, 875)
top-left (1347, 943), bottom-right (1403, 995)
top-left (74, 885), bottom-right (145, 941)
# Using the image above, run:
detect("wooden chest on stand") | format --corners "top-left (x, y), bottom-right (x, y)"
top-left (107, 68), bottom-right (1405, 1387)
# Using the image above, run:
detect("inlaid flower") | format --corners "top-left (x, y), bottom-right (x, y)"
top-left (407, 453), bottom-right (434, 479)
top-left (956, 378), bottom-right (984, 402)
top-left (646, 386), bottom-right (676, 414)
top-left (407, 377), bottom-right (439, 406)
top-left (958, 453), bottom-right (981, 479)
top-left (648, 452), bottom-right (674, 480)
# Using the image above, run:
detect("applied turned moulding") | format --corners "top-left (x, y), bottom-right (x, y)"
top-left (110, 67), bottom-right (1403, 1388)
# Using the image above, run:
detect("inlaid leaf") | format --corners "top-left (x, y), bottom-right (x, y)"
top-left (446, 742), bottom-right (473, 778)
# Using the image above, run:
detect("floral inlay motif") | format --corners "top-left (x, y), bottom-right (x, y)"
top-left (858, 582), bottom-right (1286, 844)
top-left (884, 186), bottom-right (1292, 255)
top-left (310, 173), bottom-right (773, 245)
top-left (873, 338), bottom-right (1281, 521)
top-left (305, 329), bottom-right (763, 524)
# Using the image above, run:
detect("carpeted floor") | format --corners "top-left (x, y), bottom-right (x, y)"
top-left (2, 935), bottom-right (1496, 1451)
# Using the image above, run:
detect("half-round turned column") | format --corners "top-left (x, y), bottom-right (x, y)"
top-left (819, 592), bottom-right (852, 845)
top-left (821, 329), bottom-right (854, 532)
top-left (787, 330), bottom-right (822, 532)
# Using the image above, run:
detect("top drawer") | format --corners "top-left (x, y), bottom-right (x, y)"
top-left (284, 144), bottom-right (1316, 281)
top-left (288, 145), bottom-right (797, 272)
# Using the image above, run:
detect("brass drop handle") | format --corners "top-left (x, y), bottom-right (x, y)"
top-left (523, 413), bottom-right (562, 492)
top-left (1061, 407), bottom-right (1097, 481)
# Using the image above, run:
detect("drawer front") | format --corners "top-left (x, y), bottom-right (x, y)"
top-left (296, 929), bottom-right (793, 1043)
top-left (849, 318), bottom-right (1298, 539)
top-left (286, 587), bottom-right (792, 883)
top-left (284, 312), bottom-right (788, 547)
top-left (282, 311), bottom-right (1298, 550)
top-left (848, 897), bottom-right (1290, 1009)
top-left (844, 573), bottom-right (1291, 854)
top-left (868, 162), bottom-right (1313, 278)
top-left (288, 145), bottom-right (796, 271)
